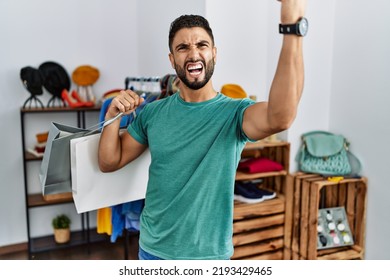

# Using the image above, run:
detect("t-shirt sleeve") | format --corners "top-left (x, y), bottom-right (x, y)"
top-left (237, 98), bottom-right (256, 142)
top-left (127, 107), bottom-right (149, 145)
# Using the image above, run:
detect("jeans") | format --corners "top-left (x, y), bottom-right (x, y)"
top-left (138, 246), bottom-right (164, 260)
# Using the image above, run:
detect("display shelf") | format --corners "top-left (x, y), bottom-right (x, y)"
top-left (236, 170), bottom-right (288, 181)
top-left (316, 245), bottom-right (363, 260)
top-left (28, 193), bottom-right (73, 207)
top-left (25, 151), bottom-right (43, 161)
top-left (232, 141), bottom-right (290, 260)
top-left (29, 228), bottom-right (108, 256)
top-left (20, 106), bottom-right (101, 258)
top-left (21, 105), bottom-right (101, 114)
top-left (232, 196), bottom-right (285, 260)
top-left (234, 194), bottom-right (285, 220)
top-left (284, 173), bottom-right (367, 260)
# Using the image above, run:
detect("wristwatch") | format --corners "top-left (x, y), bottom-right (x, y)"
top-left (279, 17), bottom-right (308, 37)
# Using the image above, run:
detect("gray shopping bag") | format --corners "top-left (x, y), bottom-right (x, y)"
top-left (39, 122), bottom-right (95, 196)
top-left (39, 113), bottom-right (123, 196)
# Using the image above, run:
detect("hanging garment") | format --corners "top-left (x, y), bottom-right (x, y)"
top-left (110, 204), bottom-right (125, 242)
top-left (110, 199), bottom-right (145, 242)
top-left (97, 207), bottom-right (112, 235)
top-left (123, 199), bottom-right (144, 232)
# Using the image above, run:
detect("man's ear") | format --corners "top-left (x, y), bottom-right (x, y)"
top-left (169, 53), bottom-right (175, 69)
top-left (213, 46), bottom-right (217, 65)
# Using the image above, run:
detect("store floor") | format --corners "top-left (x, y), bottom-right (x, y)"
top-left (0, 234), bottom-right (139, 260)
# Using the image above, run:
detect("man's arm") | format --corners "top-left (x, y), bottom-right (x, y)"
top-left (243, 0), bottom-right (306, 140)
top-left (98, 90), bottom-right (147, 172)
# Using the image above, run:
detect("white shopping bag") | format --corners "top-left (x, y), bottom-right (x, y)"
top-left (70, 133), bottom-right (150, 213)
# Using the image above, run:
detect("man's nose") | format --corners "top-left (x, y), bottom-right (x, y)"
top-left (188, 45), bottom-right (200, 59)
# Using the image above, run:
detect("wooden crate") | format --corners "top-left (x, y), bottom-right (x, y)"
top-left (232, 141), bottom-right (290, 260)
top-left (236, 141), bottom-right (290, 195)
top-left (232, 195), bottom-right (285, 260)
top-left (284, 172), bottom-right (367, 260)
top-left (284, 173), bottom-right (323, 259)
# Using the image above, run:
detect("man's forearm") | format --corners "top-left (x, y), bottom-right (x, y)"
top-left (98, 118), bottom-right (122, 172)
top-left (267, 35), bottom-right (304, 130)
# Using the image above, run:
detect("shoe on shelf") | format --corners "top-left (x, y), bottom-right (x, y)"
top-left (234, 181), bottom-right (276, 204)
top-left (253, 187), bottom-right (276, 201)
top-left (71, 90), bottom-right (95, 107)
top-left (234, 182), bottom-right (265, 204)
top-left (61, 89), bottom-right (85, 108)
top-left (244, 181), bottom-right (276, 201)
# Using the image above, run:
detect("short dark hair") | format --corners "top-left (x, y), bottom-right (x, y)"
top-left (168, 14), bottom-right (215, 53)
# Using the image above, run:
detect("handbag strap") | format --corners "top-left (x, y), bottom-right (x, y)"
top-left (302, 130), bottom-right (334, 138)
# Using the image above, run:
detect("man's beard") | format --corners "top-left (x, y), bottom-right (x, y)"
top-left (174, 58), bottom-right (215, 90)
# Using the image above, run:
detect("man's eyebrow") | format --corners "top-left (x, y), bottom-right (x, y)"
top-left (175, 43), bottom-right (189, 51)
top-left (196, 40), bottom-right (210, 46)
top-left (174, 40), bottom-right (211, 51)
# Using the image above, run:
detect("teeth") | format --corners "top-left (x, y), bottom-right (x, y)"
top-left (187, 64), bottom-right (202, 71)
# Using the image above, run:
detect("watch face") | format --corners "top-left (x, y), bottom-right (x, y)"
top-left (298, 17), bottom-right (308, 36)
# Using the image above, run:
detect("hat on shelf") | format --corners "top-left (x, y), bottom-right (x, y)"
top-left (220, 84), bottom-right (247, 99)
top-left (39, 61), bottom-right (71, 97)
top-left (72, 65), bottom-right (100, 86)
top-left (20, 66), bottom-right (44, 96)
top-left (20, 66), bottom-right (45, 108)
top-left (39, 61), bottom-right (70, 107)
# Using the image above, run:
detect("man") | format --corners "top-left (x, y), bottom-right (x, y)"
top-left (99, 0), bottom-right (307, 260)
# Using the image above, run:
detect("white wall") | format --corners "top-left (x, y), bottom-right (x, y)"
top-left (205, 0), bottom-right (269, 99)
top-left (330, 0), bottom-right (390, 260)
top-left (1, 0), bottom-right (389, 260)
top-left (137, 0), bottom-right (205, 77)
top-left (0, 0), bottom-right (139, 246)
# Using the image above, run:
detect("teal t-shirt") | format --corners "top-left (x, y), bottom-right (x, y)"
top-left (128, 92), bottom-right (255, 259)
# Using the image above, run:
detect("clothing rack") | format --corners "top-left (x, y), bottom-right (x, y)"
top-left (124, 76), bottom-right (161, 95)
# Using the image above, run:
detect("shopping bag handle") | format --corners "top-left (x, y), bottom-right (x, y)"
top-left (85, 112), bottom-right (126, 136)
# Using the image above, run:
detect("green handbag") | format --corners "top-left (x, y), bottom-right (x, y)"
top-left (297, 131), bottom-right (361, 176)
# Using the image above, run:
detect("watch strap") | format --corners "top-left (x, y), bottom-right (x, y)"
top-left (279, 23), bottom-right (297, 35)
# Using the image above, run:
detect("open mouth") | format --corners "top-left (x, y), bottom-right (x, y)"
top-left (186, 62), bottom-right (203, 77)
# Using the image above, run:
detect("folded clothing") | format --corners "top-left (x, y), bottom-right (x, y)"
top-left (35, 142), bottom-right (46, 153)
top-left (238, 157), bottom-right (283, 173)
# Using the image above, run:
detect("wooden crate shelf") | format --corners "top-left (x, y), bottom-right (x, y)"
top-left (234, 194), bottom-right (285, 220)
top-left (233, 194), bottom-right (285, 260)
top-left (284, 172), bottom-right (367, 260)
top-left (239, 141), bottom-right (290, 195)
top-left (316, 245), bottom-right (364, 260)
top-left (232, 141), bottom-right (290, 260)
top-left (233, 238), bottom-right (284, 260)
